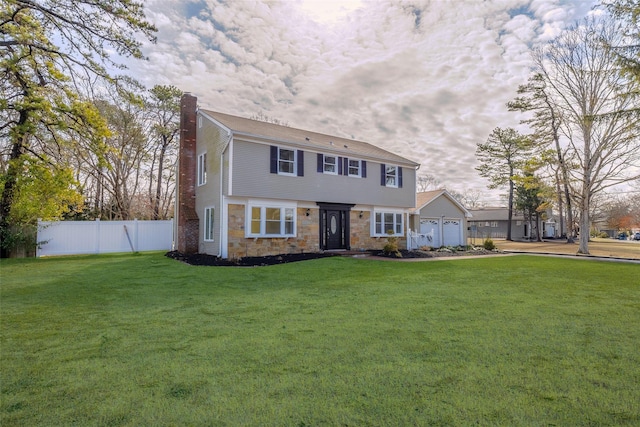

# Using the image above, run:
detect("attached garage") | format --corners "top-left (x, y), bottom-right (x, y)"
top-left (409, 190), bottom-right (471, 249)
top-left (443, 219), bottom-right (463, 246)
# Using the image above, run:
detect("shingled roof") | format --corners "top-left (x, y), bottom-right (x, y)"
top-left (199, 109), bottom-right (419, 167)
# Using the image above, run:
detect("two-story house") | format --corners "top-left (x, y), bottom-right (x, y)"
top-left (175, 94), bottom-right (420, 259)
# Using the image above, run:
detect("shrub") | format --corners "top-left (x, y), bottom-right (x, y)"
top-left (383, 230), bottom-right (402, 257)
top-left (483, 238), bottom-right (496, 251)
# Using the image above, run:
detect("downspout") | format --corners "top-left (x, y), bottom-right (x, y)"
top-left (219, 132), bottom-right (233, 258)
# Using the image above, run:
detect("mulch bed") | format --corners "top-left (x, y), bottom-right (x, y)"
top-left (166, 246), bottom-right (499, 267)
top-left (165, 250), bottom-right (340, 266)
top-left (370, 248), bottom-right (498, 259)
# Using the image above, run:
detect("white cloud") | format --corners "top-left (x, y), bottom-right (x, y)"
top-left (130, 0), bottom-right (598, 203)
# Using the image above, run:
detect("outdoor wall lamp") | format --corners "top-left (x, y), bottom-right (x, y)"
top-left (306, 209), bottom-right (310, 216)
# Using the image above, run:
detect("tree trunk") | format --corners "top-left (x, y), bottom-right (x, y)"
top-left (0, 112), bottom-right (28, 258)
top-left (555, 173), bottom-right (564, 238)
top-left (153, 143), bottom-right (167, 220)
top-left (578, 150), bottom-right (591, 254)
top-left (507, 173), bottom-right (514, 241)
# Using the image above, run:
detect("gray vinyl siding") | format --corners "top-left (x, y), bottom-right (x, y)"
top-left (195, 115), bottom-right (228, 255)
top-left (419, 197), bottom-right (465, 219)
top-left (231, 139), bottom-right (416, 208)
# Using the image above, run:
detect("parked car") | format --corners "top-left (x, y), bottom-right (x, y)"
top-left (617, 233), bottom-right (627, 240)
top-left (633, 232), bottom-right (640, 241)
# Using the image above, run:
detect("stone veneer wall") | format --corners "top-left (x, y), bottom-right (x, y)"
top-left (349, 211), bottom-right (407, 251)
top-left (227, 204), bottom-right (320, 259)
top-left (226, 205), bottom-right (406, 259)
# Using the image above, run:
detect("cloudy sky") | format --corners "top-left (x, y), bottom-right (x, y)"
top-left (129, 0), bottom-right (599, 202)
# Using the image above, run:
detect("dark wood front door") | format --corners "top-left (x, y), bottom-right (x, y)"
top-left (318, 203), bottom-right (353, 251)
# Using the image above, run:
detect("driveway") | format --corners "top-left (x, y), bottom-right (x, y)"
top-left (492, 237), bottom-right (640, 261)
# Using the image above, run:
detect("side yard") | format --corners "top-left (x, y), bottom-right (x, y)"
top-left (494, 237), bottom-right (640, 260)
top-left (1, 253), bottom-right (639, 425)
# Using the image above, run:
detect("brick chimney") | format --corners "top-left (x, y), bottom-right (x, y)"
top-left (176, 93), bottom-right (199, 254)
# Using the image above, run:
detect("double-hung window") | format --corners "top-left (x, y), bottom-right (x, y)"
top-left (248, 202), bottom-right (296, 237)
top-left (204, 207), bottom-right (214, 241)
top-left (197, 153), bottom-right (207, 186)
top-left (317, 154), bottom-right (367, 177)
top-left (323, 155), bottom-right (337, 174)
top-left (348, 159), bottom-right (362, 177)
top-left (278, 148), bottom-right (295, 175)
top-left (374, 211), bottom-right (404, 236)
top-left (380, 164), bottom-right (403, 188)
top-left (271, 146), bottom-right (304, 176)
top-left (385, 165), bottom-right (398, 187)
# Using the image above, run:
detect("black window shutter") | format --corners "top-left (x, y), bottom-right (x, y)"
top-left (338, 157), bottom-right (343, 175)
top-left (398, 167), bottom-right (403, 188)
top-left (343, 157), bottom-right (349, 175)
top-left (362, 161), bottom-right (367, 178)
top-left (317, 153), bottom-right (323, 173)
top-left (297, 150), bottom-right (304, 176)
top-left (380, 164), bottom-right (386, 186)
top-left (270, 146), bottom-right (277, 174)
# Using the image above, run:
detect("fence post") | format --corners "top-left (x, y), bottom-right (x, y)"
top-left (36, 219), bottom-right (42, 258)
top-left (95, 218), bottom-right (100, 254)
top-left (134, 219), bottom-right (139, 252)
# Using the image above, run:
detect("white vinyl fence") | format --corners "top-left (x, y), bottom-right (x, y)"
top-left (37, 219), bottom-right (174, 257)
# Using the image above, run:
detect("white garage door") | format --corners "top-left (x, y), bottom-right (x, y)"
top-left (443, 219), bottom-right (463, 246)
top-left (419, 219), bottom-right (441, 247)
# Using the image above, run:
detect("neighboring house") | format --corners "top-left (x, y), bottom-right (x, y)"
top-left (468, 207), bottom-right (529, 240)
top-left (408, 189), bottom-right (471, 248)
top-left (175, 94), bottom-right (420, 259)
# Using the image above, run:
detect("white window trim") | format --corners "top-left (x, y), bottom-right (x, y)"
top-left (246, 201), bottom-right (297, 238)
top-left (323, 155), bottom-right (338, 175)
top-left (197, 152), bottom-right (207, 186)
top-left (204, 206), bottom-right (215, 242)
top-left (278, 147), bottom-right (297, 176)
top-left (372, 209), bottom-right (405, 237)
top-left (348, 159), bottom-right (362, 177)
top-left (385, 165), bottom-right (398, 188)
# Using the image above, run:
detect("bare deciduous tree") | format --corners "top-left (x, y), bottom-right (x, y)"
top-left (536, 16), bottom-right (640, 253)
top-left (416, 174), bottom-right (441, 192)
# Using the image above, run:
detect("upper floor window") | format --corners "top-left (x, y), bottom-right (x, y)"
top-left (373, 211), bottom-right (404, 236)
top-left (204, 207), bottom-right (214, 241)
top-left (348, 159), bottom-right (362, 177)
top-left (324, 155), bottom-right (337, 174)
top-left (271, 146), bottom-right (304, 176)
top-left (380, 164), bottom-right (403, 188)
top-left (247, 202), bottom-right (296, 237)
top-left (197, 153), bottom-right (207, 186)
top-left (385, 165), bottom-right (398, 187)
top-left (317, 154), bottom-right (366, 177)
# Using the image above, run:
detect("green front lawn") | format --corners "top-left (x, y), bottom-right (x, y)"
top-left (1, 253), bottom-right (638, 426)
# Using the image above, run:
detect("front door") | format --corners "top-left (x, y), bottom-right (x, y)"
top-left (326, 210), bottom-right (343, 250)
top-left (318, 203), bottom-right (353, 251)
